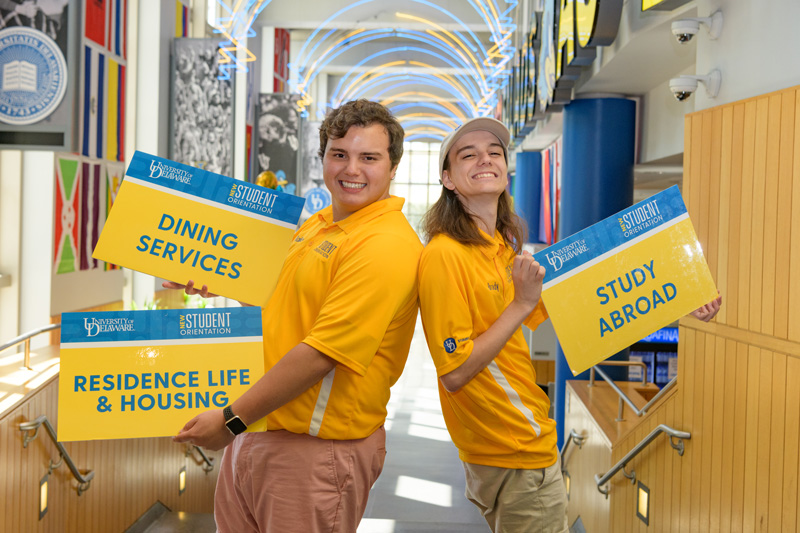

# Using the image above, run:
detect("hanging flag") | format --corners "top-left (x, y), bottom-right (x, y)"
top-left (54, 154), bottom-right (82, 274)
top-left (107, 0), bottom-right (127, 59)
top-left (105, 57), bottom-right (124, 161)
top-left (84, 0), bottom-right (106, 48)
top-left (80, 160), bottom-right (106, 271)
top-left (81, 45), bottom-right (107, 159)
top-left (540, 148), bottom-right (552, 244)
top-left (104, 162), bottom-right (125, 270)
top-left (175, 0), bottom-right (189, 37)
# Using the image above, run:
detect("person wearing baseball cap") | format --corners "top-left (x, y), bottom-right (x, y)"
top-left (418, 116), bottom-right (568, 532)
top-left (417, 117), bottom-right (722, 532)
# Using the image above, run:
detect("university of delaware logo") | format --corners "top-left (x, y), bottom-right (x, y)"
top-left (0, 27), bottom-right (68, 126)
top-left (545, 239), bottom-right (588, 273)
top-left (443, 338), bottom-right (457, 353)
top-left (148, 160), bottom-right (192, 184)
top-left (83, 317), bottom-right (135, 337)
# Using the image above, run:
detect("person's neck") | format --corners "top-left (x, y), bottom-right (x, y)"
top-left (461, 196), bottom-right (498, 236)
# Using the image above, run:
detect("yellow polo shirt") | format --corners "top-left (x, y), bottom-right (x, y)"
top-left (261, 196), bottom-right (422, 440)
top-left (418, 231), bottom-right (557, 469)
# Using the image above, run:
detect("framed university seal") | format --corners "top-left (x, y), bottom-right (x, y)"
top-left (0, 26), bottom-right (68, 125)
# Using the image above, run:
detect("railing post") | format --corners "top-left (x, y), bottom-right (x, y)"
top-left (616, 397), bottom-right (625, 421)
top-left (24, 338), bottom-right (32, 370)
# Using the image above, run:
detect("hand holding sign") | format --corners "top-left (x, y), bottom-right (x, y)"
top-left (161, 279), bottom-right (218, 299)
top-left (173, 409), bottom-right (233, 451)
top-left (512, 252), bottom-right (546, 310)
top-left (690, 293), bottom-right (722, 322)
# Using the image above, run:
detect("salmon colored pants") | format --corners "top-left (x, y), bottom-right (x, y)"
top-left (214, 427), bottom-right (386, 533)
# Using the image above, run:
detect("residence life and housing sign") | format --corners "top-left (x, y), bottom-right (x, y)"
top-left (533, 185), bottom-right (717, 375)
top-left (58, 307), bottom-right (267, 441)
top-left (93, 151), bottom-right (305, 306)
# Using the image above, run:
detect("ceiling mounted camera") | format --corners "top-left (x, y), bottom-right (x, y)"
top-left (669, 70), bottom-right (721, 102)
top-left (671, 10), bottom-right (723, 44)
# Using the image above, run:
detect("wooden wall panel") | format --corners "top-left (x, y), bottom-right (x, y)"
top-left (716, 106), bottom-right (732, 324)
top-left (737, 100), bottom-right (756, 331)
top-left (1, 378), bottom-right (221, 532)
top-left (604, 85), bottom-right (800, 533)
top-left (726, 104), bottom-right (744, 328)
top-left (750, 98), bottom-right (769, 334)
top-left (784, 356), bottom-right (800, 529)
top-left (790, 90), bottom-right (800, 343)
top-left (774, 91), bottom-right (795, 340)
top-left (762, 95), bottom-right (781, 337)
top-left (563, 386), bottom-right (611, 533)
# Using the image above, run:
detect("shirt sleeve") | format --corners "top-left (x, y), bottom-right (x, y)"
top-left (523, 299), bottom-right (549, 330)
top-left (303, 231), bottom-right (420, 376)
top-left (418, 241), bottom-right (476, 377)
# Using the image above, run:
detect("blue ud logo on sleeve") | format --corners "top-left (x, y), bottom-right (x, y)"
top-left (443, 338), bottom-right (457, 353)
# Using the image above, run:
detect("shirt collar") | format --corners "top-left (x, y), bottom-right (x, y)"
top-left (316, 196), bottom-right (406, 233)
top-left (477, 227), bottom-right (507, 258)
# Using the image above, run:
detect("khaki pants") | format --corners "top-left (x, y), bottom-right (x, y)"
top-left (463, 457), bottom-right (569, 533)
top-left (214, 427), bottom-right (386, 533)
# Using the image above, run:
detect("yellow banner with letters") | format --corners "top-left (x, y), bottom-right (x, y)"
top-left (58, 307), bottom-right (267, 441)
top-left (93, 151), bottom-right (305, 307)
top-left (533, 186), bottom-right (717, 375)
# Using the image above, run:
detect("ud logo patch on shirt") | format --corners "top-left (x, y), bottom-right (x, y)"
top-left (0, 27), bottom-right (68, 126)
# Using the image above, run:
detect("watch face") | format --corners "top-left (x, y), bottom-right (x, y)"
top-left (226, 416), bottom-right (247, 435)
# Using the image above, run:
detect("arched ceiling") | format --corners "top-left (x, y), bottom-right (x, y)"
top-left (253, 0), bottom-right (519, 141)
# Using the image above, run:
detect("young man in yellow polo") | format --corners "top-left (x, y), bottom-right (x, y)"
top-left (171, 100), bottom-right (422, 533)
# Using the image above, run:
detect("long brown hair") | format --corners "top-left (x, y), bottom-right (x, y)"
top-left (422, 157), bottom-right (527, 254)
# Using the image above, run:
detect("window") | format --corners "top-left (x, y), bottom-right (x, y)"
top-left (390, 142), bottom-right (442, 238)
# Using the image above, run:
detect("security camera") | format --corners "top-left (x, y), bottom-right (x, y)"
top-left (669, 77), bottom-right (698, 101)
top-left (669, 70), bottom-right (721, 102)
top-left (671, 19), bottom-right (700, 44)
top-left (671, 11), bottom-right (723, 45)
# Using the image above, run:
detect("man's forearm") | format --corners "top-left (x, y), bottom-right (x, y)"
top-left (231, 342), bottom-right (337, 426)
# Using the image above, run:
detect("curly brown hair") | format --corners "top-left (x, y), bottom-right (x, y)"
top-left (318, 100), bottom-right (405, 168)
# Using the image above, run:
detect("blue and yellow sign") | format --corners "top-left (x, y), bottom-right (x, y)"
top-left (533, 186), bottom-right (717, 375)
top-left (93, 151), bottom-right (305, 306)
top-left (58, 307), bottom-right (267, 441)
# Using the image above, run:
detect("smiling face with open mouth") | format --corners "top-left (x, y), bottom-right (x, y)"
top-left (441, 129), bottom-right (508, 206)
top-left (322, 123), bottom-right (397, 222)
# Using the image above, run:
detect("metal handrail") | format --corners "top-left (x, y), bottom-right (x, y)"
top-left (589, 360), bottom-right (649, 387)
top-left (0, 323), bottom-right (61, 370)
top-left (640, 376), bottom-right (677, 415)
top-left (19, 415), bottom-right (95, 495)
top-left (559, 429), bottom-right (586, 473)
top-left (594, 424), bottom-right (690, 496)
top-left (186, 445), bottom-right (215, 473)
top-left (590, 366), bottom-right (646, 421)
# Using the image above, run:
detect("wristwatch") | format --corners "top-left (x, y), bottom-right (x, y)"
top-left (223, 406), bottom-right (247, 436)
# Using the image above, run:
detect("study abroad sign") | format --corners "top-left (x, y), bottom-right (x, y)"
top-left (58, 307), bottom-right (268, 441)
top-left (93, 151), bottom-right (305, 306)
top-left (533, 186), bottom-right (717, 375)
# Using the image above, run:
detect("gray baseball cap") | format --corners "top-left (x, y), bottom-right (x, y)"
top-left (439, 117), bottom-right (510, 179)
